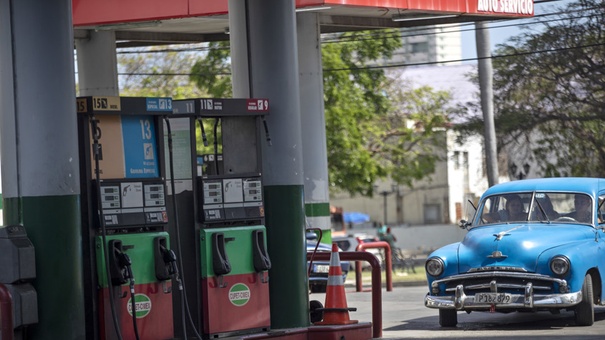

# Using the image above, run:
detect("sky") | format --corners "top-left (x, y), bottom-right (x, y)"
top-left (461, 0), bottom-right (571, 60)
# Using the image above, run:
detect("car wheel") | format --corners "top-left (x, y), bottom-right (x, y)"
top-left (309, 300), bottom-right (324, 323)
top-left (575, 273), bottom-right (594, 326)
top-left (439, 309), bottom-right (457, 327)
top-left (310, 284), bottom-right (327, 293)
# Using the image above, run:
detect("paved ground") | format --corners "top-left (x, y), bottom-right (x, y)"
top-left (309, 285), bottom-right (605, 339)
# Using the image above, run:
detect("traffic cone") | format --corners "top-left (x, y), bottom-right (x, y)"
top-left (315, 243), bottom-right (358, 325)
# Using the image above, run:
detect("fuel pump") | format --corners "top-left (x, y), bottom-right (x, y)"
top-left (77, 96), bottom-right (176, 340)
top-left (171, 98), bottom-right (272, 339)
top-left (0, 225), bottom-right (38, 340)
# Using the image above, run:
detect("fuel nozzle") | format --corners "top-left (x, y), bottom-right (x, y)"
top-left (197, 118), bottom-right (209, 147)
top-left (116, 251), bottom-right (135, 291)
top-left (262, 118), bottom-right (272, 146)
top-left (160, 245), bottom-right (179, 276)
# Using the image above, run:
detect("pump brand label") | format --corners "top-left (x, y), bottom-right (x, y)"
top-left (127, 293), bottom-right (152, 318)
top-left (146, 98), bottom-right (172, 112)
top-left (92, 96), bottom-right (121, 111)
top-left (229, 283), bottom-right (251, 306)
top-left (247, 99), bottom-right (269, 112)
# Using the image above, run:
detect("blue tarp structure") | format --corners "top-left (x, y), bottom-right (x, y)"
top-left (343, 211), bottom-right (370, 224)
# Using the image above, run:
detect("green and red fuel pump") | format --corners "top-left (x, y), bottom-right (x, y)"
top-left (169, 98), bottom-right (272, 339)
top-left (77, 96), bottom-right (177, 340)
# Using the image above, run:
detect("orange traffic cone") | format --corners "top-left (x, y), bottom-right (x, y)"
top-left (315, 243), bottom-right (358, 325)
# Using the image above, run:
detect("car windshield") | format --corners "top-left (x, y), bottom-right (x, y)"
top-left (475, 192), bottom-right (593, 226)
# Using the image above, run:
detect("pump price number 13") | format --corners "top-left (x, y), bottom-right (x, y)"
top-left (122, 115), bottom-right (159, 178)
top-left (139, 119), bottom-right (155, 162)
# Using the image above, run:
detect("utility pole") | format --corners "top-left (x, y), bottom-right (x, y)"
top-left (475, 21), bottom-right (499, 187)
top-left (379, 190), bottom-right (391, 225)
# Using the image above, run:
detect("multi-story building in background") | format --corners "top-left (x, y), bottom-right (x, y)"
top-left (388, 24), bottom-right (462, 66)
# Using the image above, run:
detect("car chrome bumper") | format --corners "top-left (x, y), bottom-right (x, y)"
top-left (425, 284), bottom-right (582, 310)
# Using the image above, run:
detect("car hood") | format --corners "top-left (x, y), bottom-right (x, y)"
top-left (458, 224), bottom-right (594, 272)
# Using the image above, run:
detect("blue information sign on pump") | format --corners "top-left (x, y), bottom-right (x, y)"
top-left (146, 97), bottom-right (172, 112)
top-left (121, 115), bottom-right (159, 178)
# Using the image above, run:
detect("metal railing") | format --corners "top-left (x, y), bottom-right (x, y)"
top-left (355, 241), bottom-right (393, 292)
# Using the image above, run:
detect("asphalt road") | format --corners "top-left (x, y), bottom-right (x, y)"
top-left (309, 285), bottom-right (605, 339)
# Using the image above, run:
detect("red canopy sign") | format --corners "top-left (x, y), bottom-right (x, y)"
top-left (73, 0), bottom-right (533, 27)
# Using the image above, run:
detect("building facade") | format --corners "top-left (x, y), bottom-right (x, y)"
top-left (389, 24), bottom-right (462, 66)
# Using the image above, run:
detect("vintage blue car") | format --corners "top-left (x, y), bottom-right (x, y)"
top-left (424, 177), bottom-right (605, 327)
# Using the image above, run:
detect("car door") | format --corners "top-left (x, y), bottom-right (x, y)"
top-left (596, 192), bottom-right (605, 301)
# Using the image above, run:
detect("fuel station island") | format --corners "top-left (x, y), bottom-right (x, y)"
top-left (74, 96), bottom-right (273, 339)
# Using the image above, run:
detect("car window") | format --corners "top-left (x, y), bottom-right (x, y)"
top-left (479, 193), bottom-right (532, 224)
top-left (598, 193), bottom-right (605, 224)
top-left (334, 240), bottom-right (351, 251)
top-left (476, 192), bottom-right (593, 226)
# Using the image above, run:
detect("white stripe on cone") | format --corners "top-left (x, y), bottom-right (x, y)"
top-left (327, 244), bottom-right (343, 286)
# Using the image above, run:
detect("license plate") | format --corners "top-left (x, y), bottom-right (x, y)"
top-left (315, 265), bottom-right (330, 273)
top-left (475, 293), bottom-right (512, 304)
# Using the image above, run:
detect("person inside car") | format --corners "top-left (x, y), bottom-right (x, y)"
top-left (566, 194), bottom-right (592, 223)
top-left (500, 195), bottom-right (527, 221)
top-left (483, 194), bottom-right (527, 223)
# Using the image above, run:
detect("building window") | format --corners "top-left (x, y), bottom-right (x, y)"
top-left (411, 42), bottom-right (429, 53)
top-left (424, 204), bottom-right (441, 224)
top-left (453, 151), bottom-right (461, 170)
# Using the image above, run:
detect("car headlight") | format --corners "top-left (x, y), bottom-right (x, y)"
top-left (425, 257), bottom-right (445, 277)
top-left (550, 256), bottom-right (570, 276)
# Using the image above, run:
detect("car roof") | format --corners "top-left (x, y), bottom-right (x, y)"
top-left (482, 178), bottom-right (605, 198)
top-left (306, 241), bottom-right (332, 251)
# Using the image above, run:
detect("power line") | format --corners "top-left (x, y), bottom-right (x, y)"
top-left (116, 40), bottom-right (605, 77)
top-left (325, 42), bottom-right (605, 72)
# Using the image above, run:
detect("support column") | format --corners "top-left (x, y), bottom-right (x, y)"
top-left (0, 0), bottom-right (84, 339)
top-left (297, 12), bottom-right (331, 242)
top-left (229, 0), bottom-right (308, 328)
top-left (74, 29), bottom-right (120, 339)
top-left (75, 30), bottom-right (119, 96)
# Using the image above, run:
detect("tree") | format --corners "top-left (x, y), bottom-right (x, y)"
top-left (377, 80), bottom-right (453, 187)
top-left (190, 30), bottom-right (453, 196)
top-left (456, 0), bottom-right (605, 177)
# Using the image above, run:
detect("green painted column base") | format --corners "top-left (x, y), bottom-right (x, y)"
top-left (304, 202), bottom-right (332, 243)
top-left (4, 195), bottom-right (85, 340)
top-left (264, 185), bottom-right (309, 328)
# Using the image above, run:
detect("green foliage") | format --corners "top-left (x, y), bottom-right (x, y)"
top-left (118, 46), bottom-right (206, 99)
top-left (457, 0), bottom-right (605, 177)
top-left (190, 41), bottom-right (232, 98)
top-left (379, 83), bottom-right (452, 187)
top-left (322, 30), bottom-right (402, 195)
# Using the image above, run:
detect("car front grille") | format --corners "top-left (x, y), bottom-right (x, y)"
top-left (432, 270), bottom-right (567, 295)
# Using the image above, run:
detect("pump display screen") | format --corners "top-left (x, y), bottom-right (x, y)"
top-left (199, 176), bottom-right (263, 223)
top-left (98, 180), bottom-right (167, 228)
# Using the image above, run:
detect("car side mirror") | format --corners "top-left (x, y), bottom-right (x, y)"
top-left (459, 219), bottom-right (471, 230)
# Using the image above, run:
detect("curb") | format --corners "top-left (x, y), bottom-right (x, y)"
top-left (344, 280), bottom-right (426, 289)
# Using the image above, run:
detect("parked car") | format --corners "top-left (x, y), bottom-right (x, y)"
top-left (424, 178), bottom-right (605, 327)
top-left (307, 240), bottom-right (350, 293)
top-left (332, 233), bottom-right (382, 270)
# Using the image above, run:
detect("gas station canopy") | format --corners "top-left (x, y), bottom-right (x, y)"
top-left (72, 0), bottom-right (535, 47)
